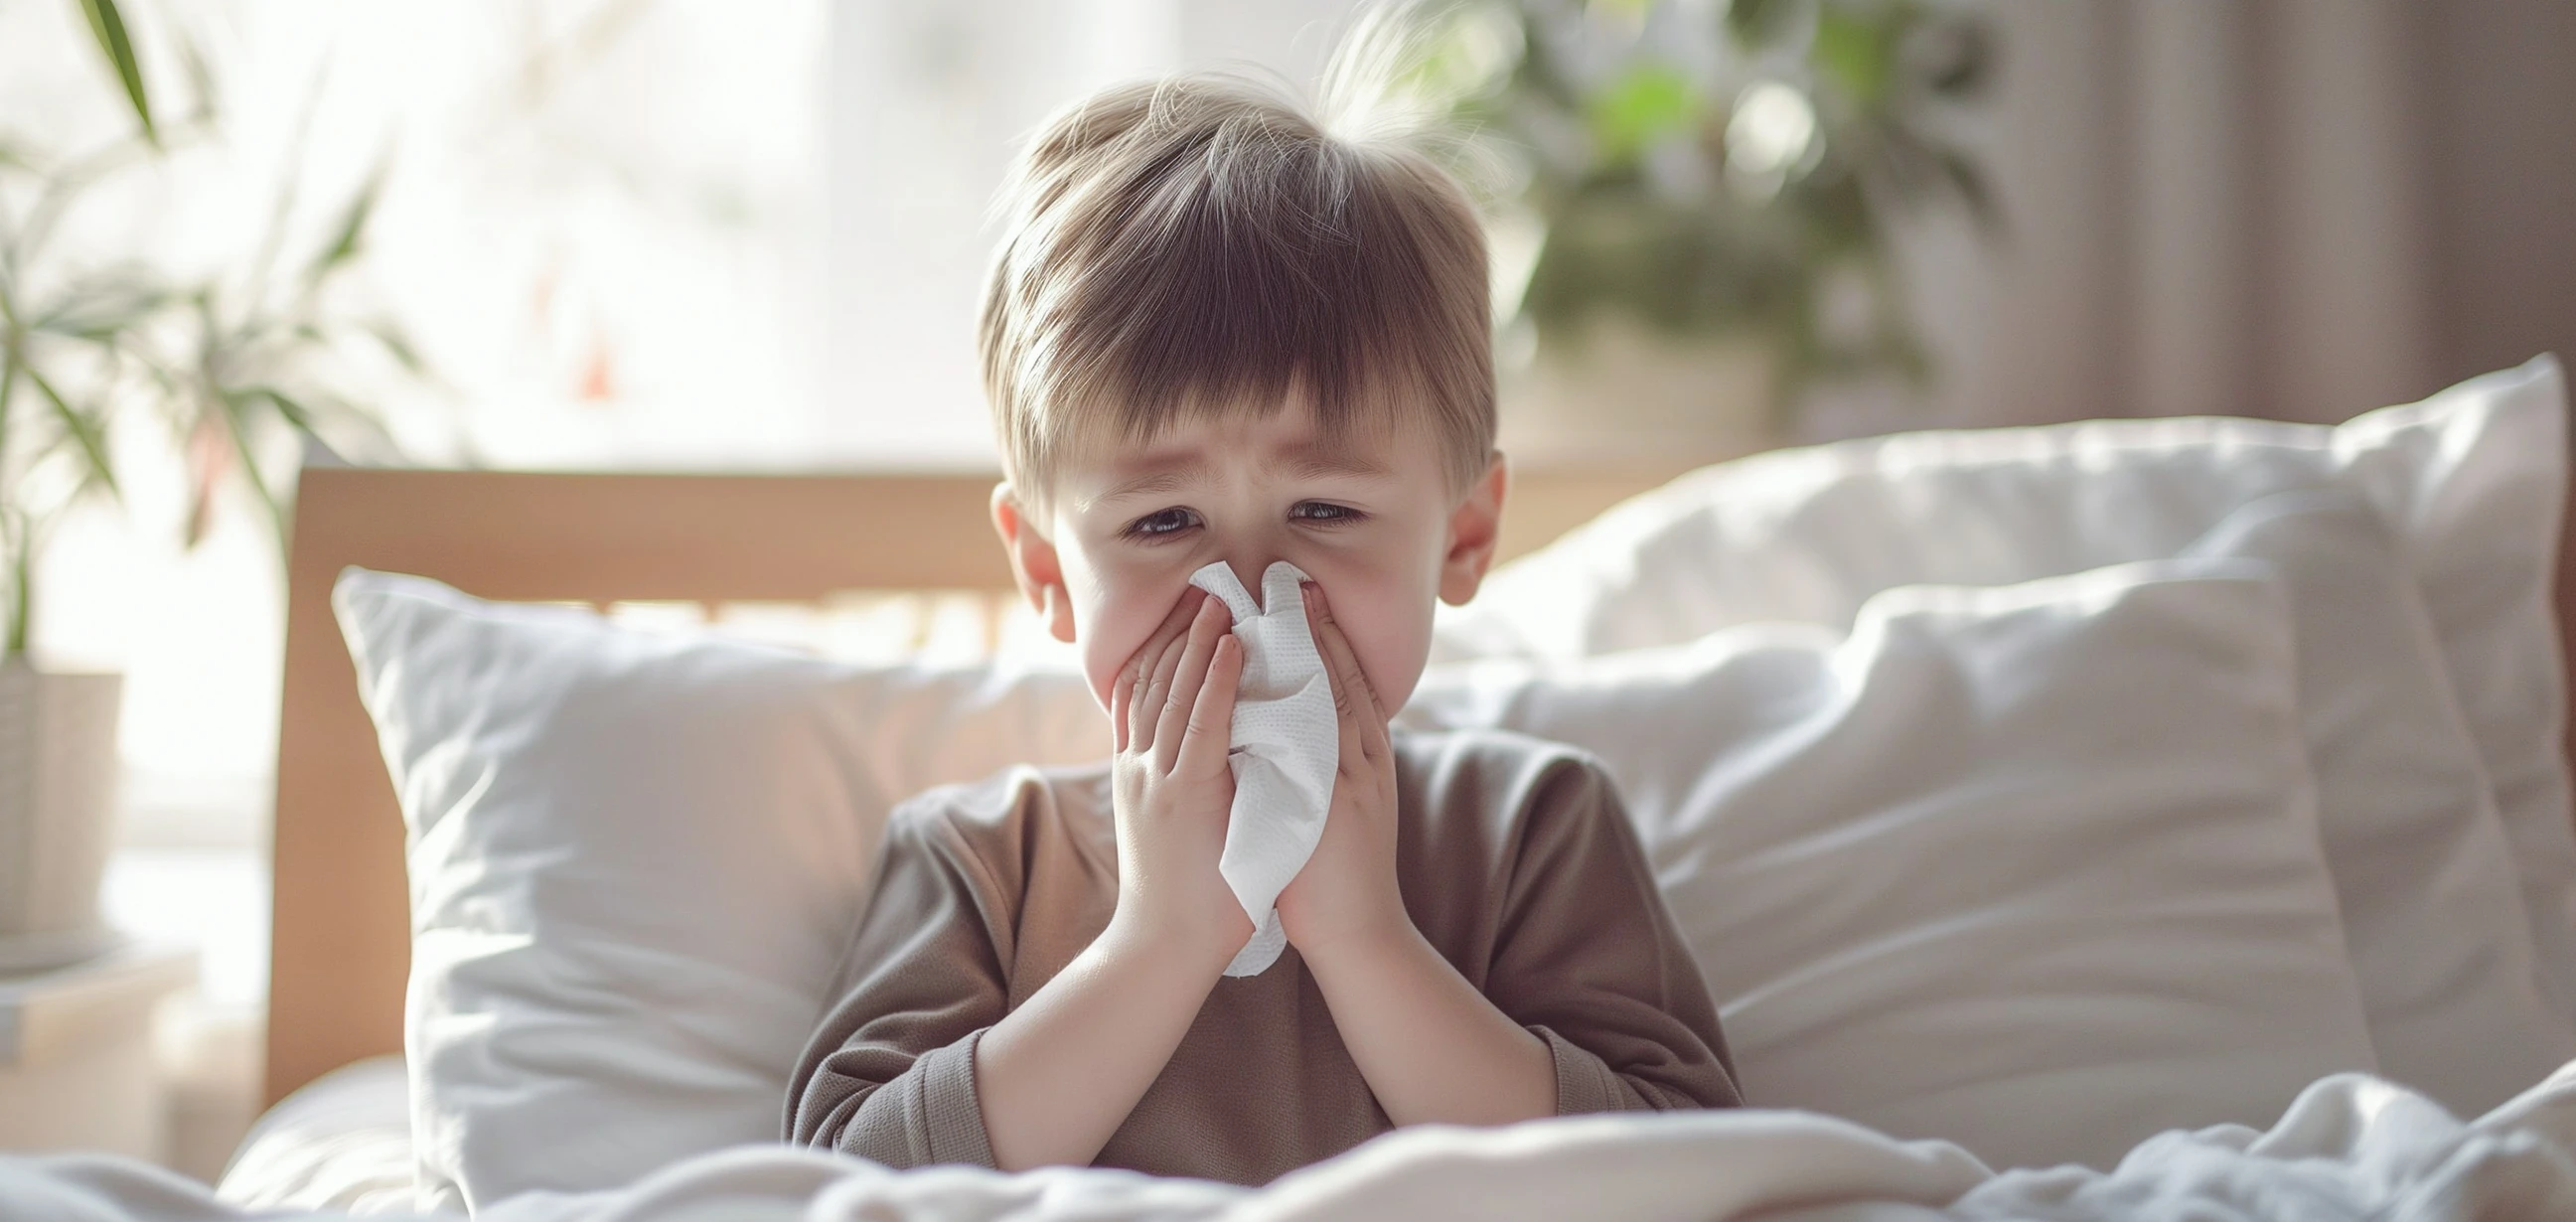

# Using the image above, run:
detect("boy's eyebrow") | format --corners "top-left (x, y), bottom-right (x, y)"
top-left (1286, 450), bottom-right (1394, 481)
top-left (1086, 448), bottom-right (1392, 507)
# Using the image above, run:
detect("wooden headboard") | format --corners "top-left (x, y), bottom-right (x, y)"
top-left (263, 463), bottom-right (1685, 1106)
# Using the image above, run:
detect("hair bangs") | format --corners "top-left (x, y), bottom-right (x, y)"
top-left (982, 64), bottom-right (1495, 519)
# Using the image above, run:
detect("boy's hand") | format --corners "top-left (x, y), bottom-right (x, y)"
top-left (1107, 586), bottom-right (1255, 969)
top-left (1269, 580), bottom-right (1556, 1130)
top-left (1275, 579), bottom-right (1409, 963)
top-left (976, 589), bottom-right (1258, 1172)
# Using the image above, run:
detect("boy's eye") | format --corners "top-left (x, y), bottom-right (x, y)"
top-left (1122, 507), bottom-right (1200, 539)
top-left (1291, 501), bottom-right (1365, 526)
top-left (1122, 503), bottom-right (1363, 539)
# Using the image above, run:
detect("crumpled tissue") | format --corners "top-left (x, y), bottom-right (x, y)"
top-left (1187, 559), bottom-right (1340, 977)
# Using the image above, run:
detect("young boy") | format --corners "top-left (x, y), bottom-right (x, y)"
top-left (785, 67), bottom-right (1739, 1187)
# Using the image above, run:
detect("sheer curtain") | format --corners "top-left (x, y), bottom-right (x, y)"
top-left (1882, 0), bottom-right (2576, 437)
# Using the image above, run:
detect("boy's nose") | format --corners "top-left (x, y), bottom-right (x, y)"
top-left (1215, 556), bottom-right (1281, 607)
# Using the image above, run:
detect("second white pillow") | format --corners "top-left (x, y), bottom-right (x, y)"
top-left (1405, 557), bottom-right (2378, 1171)
top-left (2172, 492), bottom-right (2573, 1117)
top-left (1435, 359), bottom-right (2576, 1023)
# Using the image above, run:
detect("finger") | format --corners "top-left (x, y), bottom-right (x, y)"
top-left (1111, 662), bottom-right (1133, 755)
top-left (1140, 585), bottom-right (1206, 659)
top-left (1135, 623), bottom-right (1191, 757)
top-left (1303, 582), bottom-right (1387, 760)
top-left (1127, 589), bottom-right (1206, 751)
top-left (1306, 582), bottom-right (1384, 721)
top-left (1126, 637), bottom-right (1172, 756)
top-left (1154, 595), bottom-right (1228, 773)
top-left (1303, 583), bottom-right (1370, 771)
top-left (1176, 633), bottom-right (1244, 781)
top-left (1138, 629), bottom-right (1184, 752)
top-left (1124, 641), bottom-right (1161, 757)
top-left (1318, 596), bottom-right (1391, 767)
top-left (1131, 585), bottom-right (1204, 687)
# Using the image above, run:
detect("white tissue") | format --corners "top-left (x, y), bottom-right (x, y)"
top-left (1187, 559), bottom-right (1340, 977)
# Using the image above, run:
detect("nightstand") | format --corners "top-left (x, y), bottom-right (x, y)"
top-left (0, 941), bottom-right (197, 1160)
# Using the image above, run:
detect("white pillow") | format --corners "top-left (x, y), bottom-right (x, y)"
top-left (333, 571), bottom-right (1096, 1212)
top-left (2171, 492), bottom-right (2574, 1115)
top-left (1438, 357), bottom-right (2576, 1021)
top-left (1403, 558), bottom-right (2380, 1170)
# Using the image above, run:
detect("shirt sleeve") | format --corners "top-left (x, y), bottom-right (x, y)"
top-left (1481, 751), bottom-right (1743, 1115)
top-left (784, 802), bottom-right (1010, 1168)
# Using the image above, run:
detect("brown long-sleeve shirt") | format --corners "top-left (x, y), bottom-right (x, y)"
top-left (784, 727), bottom-right (1740, 1186)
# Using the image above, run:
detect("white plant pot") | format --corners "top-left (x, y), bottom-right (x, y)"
top-left (0, 662), bottom-right (123, 973)
top-left (1498, 316), bottom-right (1783, 466)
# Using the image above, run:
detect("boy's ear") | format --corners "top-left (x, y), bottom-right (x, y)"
top-left (990, 482), bottom-right (1077, 643)
top-left (1437, 452), bottom-right (1510, 607)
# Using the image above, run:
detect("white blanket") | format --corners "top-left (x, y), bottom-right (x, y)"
top-left (13, 1061), bottom-right (2576, 1222)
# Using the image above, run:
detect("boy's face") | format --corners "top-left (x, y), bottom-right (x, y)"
top-left (991, 392), bottom-right (1507, 717)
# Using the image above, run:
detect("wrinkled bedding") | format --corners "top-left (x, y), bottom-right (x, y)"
top-left (12, 1059), bottom-right (2576, 1222)
top-left (216, 1056), bottom-right (412, 1215)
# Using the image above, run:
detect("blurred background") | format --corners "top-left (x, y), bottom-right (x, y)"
top-left (0, 0), bottom-right (2571, 1180)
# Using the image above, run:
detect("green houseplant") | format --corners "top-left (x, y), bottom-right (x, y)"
top-left (0, 0), bottom-right (411, 968)
top-left (1402, 0), bottom-right (1994, 458)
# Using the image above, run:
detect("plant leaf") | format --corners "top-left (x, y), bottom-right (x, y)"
top-left (79, 0), bottom-right (158, 145)
top-left (21, 361), bottom-right (122, 504)
top-left (175, 26), bottom-right (221, 125)
top-left (362, 317), bottom-right (426, 375)
top-left (1814, 7), bottom-right (1894, 110)
top-left (1921, 16), bottom-right (1994, 99)
top-left (246, 382), bottom-right (403, 463)
top-left (306, 389), bottom-right (403, 461)
top-left (310, 391), bottom-right (402, 460)
top-left (216, 387), bottom-right (286, 542)
top-left (1726, 0), bottom-right (1804, 50)
top-left (304, 161), bottom-right (386, 289)
top-left (240, 382), bottom-right (315, 433)
top-left (1588, 65), bottom-right (1700, 163)
top-left (32, 269), bottom-right (171, 341)
top-left (1937, 145), bottom-right (2005, 238)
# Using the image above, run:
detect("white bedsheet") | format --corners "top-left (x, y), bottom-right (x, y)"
top-left (11, 1059), bottom-right (2576, 1222)
top-left (215, 1056), bottom-right (412, 1215)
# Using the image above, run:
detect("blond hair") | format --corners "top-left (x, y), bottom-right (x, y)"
top-left (978, 22), bottom-right (1494, 521)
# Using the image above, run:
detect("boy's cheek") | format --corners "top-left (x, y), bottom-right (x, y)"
top-left (1071, 582), bottom-right (1170, 713)
top-left (1074, 604), bottom-right (1135, 713)
top-left (1059, 558), bottom-right (1432, 714)
top-left (1044, 544), bottom-right (1127, 708)
top-left (1333, 588), bottom-right (1434, 712)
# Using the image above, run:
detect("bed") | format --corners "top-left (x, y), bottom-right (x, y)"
top-left (259, 464), bottom-right (1679, 1114)
top-left (12, 360), bottom-right (2576, 1222)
